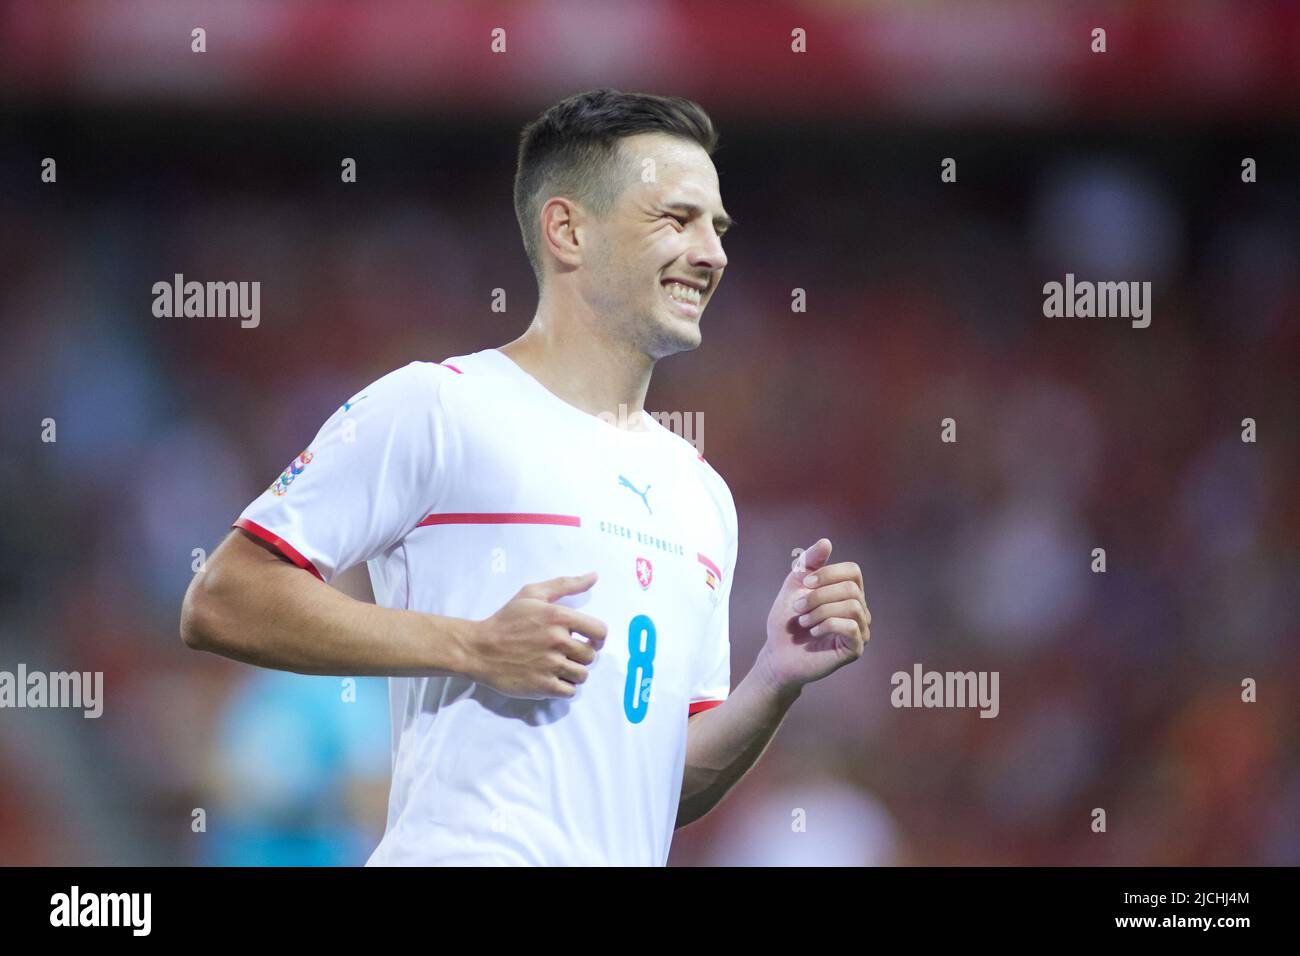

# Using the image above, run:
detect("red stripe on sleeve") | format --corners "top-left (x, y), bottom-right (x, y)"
top-left (688, 699), bottom-right (724, 716)
top-left (233, 518), bottom-right (325, 581)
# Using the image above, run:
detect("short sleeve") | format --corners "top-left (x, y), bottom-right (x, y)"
top-left (688, 486), bottom-right (737, 716)
top-left (234, 362), bottom-right (453, 584)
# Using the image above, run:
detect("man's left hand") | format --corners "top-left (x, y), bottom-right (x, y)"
top-left (761, 538), bottom-right (871, 693)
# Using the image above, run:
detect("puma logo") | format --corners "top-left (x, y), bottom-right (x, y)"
top-left (618, 475), bottom-right (652, 515)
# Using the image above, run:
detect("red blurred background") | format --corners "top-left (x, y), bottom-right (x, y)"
top-left (0, 0), bottom-right (1296, 865)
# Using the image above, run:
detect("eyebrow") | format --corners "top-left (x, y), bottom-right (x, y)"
top-left (663, 202), bottom-right (734, 234)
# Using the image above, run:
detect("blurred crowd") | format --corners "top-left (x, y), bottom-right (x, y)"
top-left (0, 112), bottom-right (1296, 865)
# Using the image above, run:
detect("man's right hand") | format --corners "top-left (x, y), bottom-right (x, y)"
top-left (459, 572), bottom-right (608, 699)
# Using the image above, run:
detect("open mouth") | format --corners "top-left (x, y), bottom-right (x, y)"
top-left (662, 280), bottom-right (703, 316)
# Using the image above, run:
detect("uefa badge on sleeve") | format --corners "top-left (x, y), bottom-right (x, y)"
top-left (270, 449), bottom-right (314, 496)
top-left (635, 556), bottom-right (653, 590)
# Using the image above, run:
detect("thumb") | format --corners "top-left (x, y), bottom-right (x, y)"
top-left (527, 571), bottom-right (598, 602)
top-left (793, 538), bottom-right (833, 577)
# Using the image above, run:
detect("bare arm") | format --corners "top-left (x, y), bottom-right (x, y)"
top-left (180, 529), bottom-right (608, 690)
top-left (675, 538), bottom-right (872, 829)
top-left (676, 647), bottom-right (800, 828)
top-left (180, 529), bottom-right (471, 676)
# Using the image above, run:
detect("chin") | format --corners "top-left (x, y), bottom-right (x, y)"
top-left (645, 317), bottom-right (702, 359)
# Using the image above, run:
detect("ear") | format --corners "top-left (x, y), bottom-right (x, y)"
top-left (539, 196), bottom-right (585, 272)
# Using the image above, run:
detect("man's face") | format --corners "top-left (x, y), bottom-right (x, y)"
top-left (579, 132), bottom-right (731, 359)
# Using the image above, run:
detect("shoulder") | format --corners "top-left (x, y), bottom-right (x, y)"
top-left (353, 355), bottom-right (485, 406)
top-left (356, 359), bottom-right (458, 398)
top-left (708, 465), bottom-right (738, 540)
top-left (325, 361), bottom-right (467, 445)
top-left (649, 417), bottom-right (737, 535)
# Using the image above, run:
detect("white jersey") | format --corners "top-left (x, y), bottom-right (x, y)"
top-left (234, 347), bottom-right (736, 865)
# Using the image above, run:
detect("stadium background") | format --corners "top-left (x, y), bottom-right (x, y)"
top-left (0, 0), bottom-right (1297, 865)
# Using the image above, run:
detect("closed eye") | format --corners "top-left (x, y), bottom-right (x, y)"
top-left (661, 202), bottom-right (733, 238)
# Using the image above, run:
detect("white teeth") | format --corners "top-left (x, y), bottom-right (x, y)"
top-left (665, 281), bottom-right (702, 305)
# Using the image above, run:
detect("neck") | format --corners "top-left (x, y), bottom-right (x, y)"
top-left (498, 292), bottom-right (654, 431)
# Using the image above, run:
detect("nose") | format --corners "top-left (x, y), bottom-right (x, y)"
top-left (688, 229), bottom-right (728, 275)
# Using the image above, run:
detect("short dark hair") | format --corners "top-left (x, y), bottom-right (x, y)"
top-left (513, 89), bottom-right (719, 287)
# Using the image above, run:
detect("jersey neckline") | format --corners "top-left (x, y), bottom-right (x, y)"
top-left (477, 347), bottom-right (665, 442)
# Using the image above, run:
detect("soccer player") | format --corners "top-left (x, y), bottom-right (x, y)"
top-left (180, 89), bottom-right (872, 866)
